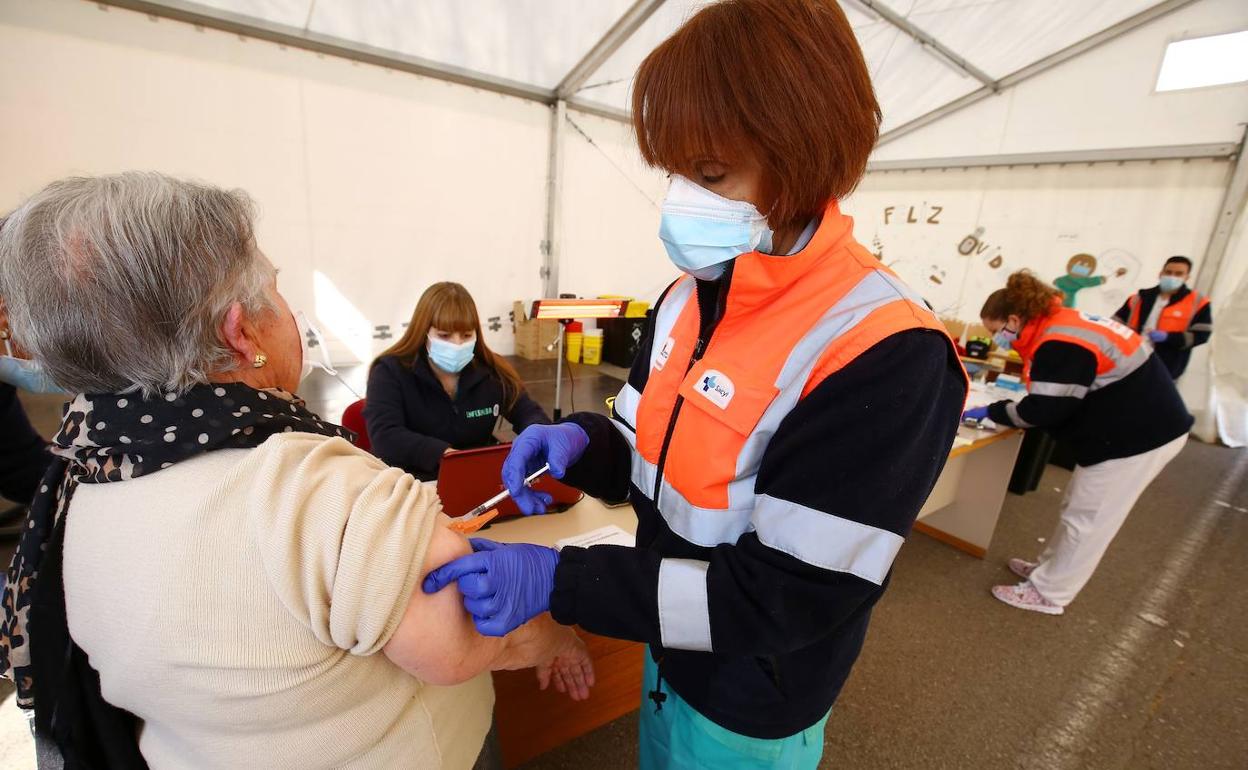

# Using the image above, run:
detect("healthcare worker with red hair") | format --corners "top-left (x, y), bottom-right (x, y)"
top-left (425, 1), bottom-right (967, 766)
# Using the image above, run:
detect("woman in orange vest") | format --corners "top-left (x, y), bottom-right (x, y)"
top-left (962, 271), bottom-right (1191, 615)
top-left (424, 1), bottom-right (967, 766)
top-left (1113, 255), bottom-right (1213, 379)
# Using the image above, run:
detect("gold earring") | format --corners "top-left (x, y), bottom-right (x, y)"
top-left (252, 353), bottom-right (267, 369)
top-left (0, 329), bottom-right (9, 340)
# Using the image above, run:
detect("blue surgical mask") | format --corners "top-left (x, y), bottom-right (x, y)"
top-left (428, 335), bottom-right (475, 373)
top-left (993, 326), bottom-right (1019, 351)
top-left (1158, 275), bottom-right (1185, 293)
top-left (1070, 264), bottom-right (1092, 277)
top-left (0, 355), bottom-right (67, 394)
top-left (659, 175), bottom-right (774, 281)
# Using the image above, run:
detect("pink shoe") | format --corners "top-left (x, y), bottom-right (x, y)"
top-left (1008, 558), bottom-right (1037, 579)
top-left (992, 581), bottom-right (1064, 615)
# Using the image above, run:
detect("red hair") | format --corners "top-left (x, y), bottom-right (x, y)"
top-left (632, 0), bottom-right (880, 228)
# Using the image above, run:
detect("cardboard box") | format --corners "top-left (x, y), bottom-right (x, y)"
top-left (513, 301), bottom-right (560, 360)
top-left (941, 317), bottom-right (990, 345)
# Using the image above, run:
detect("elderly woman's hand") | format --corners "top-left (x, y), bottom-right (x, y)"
top-left (535, 626), bottom-right (595, 702)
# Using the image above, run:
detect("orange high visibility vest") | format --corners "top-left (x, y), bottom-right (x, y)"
top-left (611, 202), bottom-right (963, 555)
top-left (1125, 289), bottom-right (1210, 333)
top-left (1013, 300), bottom-right (1151, 391)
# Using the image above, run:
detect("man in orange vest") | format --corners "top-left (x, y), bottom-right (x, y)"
top-left (1114, 256), bottom-right (1212, 379)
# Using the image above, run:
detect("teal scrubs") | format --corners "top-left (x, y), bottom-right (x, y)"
top-left (638, 655), bottom-right (830, 769)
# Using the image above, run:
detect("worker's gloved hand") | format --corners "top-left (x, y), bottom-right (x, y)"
top-left (422, 538), bottom-right (559, 637)
top-left (962, 406), bottom-right (990, 422)
top-left (503, 423), bottom-right (590, 515)
top-left (1147, 330), bottom-right (1168, 343)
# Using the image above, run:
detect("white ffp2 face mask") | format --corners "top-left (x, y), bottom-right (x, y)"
top-left (294, 310), bottom-right (336, 383)
top-left (658, 175), bottom-right (774, 280)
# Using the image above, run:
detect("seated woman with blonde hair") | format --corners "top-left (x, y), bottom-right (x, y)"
top-left (0, 172), bottom-right (591, 769)
top-left (366, 283), bottom-right (550, 481)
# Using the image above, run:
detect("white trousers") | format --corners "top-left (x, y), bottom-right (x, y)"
top-left (1029, 433), bottom-right (1188, 607)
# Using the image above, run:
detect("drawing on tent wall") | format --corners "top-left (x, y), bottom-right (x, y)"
top-left (857, 199), bottom-right (1146, 320)
top-left (1053, 253), bottom-right (1129, 308)
top-left (1093, 249), bottom-right (1142, 312)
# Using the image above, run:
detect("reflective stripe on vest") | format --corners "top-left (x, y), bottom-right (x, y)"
top-left (1021, 308), bottom-right (1150, 396)
top-left (1126, 294), bottom-right (1143, 330)
top-left (617, 270), bottom-right (947, 570)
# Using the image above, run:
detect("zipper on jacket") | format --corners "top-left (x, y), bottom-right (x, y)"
top-left (652, 282), bottom-right (723, 505)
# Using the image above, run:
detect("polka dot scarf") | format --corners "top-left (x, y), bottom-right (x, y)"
top-left (0, 383), bottom-right (353, 736)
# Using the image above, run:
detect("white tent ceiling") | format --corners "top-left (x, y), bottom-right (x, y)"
top-left (128, 0), bottom-right (1171, 135)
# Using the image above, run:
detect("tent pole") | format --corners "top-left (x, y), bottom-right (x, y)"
top-left (542, 100), bottom-right (568, 299)
top-left (556, 0), bottom-right (667, 100)
top-left (1196, 125), bottom-right (1248, 297)
top-left (96, 0), bottom-right (552, 104)
top-left (854, 0), bottom-right (995, 87)
top-left (876, 0), bottom-right (1200, 147)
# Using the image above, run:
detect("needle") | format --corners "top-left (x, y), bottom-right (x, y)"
top-left (452, 464), bottom-right (551, 522)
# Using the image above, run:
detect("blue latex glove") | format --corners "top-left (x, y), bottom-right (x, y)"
top-left (422, 538), bottom-right (559, 637)
top-left (1147, 330), bottom-right (1168, 343)
top-left (502, 423), bottom-right (590, 515)
top-left (962, 406), bottom-right (990, 422)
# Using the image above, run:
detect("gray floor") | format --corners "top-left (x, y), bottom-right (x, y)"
top-left (521, 440), bottom-right (1248, 770)
top-left (7, 361), bottom-right (1248, 769)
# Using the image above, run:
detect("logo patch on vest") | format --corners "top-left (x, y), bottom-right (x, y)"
top-left (654, 337), bottom-right (675, 372)
top-left (697, 370), bottom-right (735, 409)
top-left (465, 404), bottom-right (499, 419)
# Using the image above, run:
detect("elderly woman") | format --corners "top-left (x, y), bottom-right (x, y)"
top-left (0, 173), bottom-right (592, 769)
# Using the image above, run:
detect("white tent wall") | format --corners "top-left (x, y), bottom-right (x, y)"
top-left (874, 0), bottom-right (1248, 160)
top-left (3, 0), bottom-right (1246, 400)
top-left (841, 158), bottom-right (1231, 321)
top-left (0, 0), bottom-right (551, 364)
top-left (1179, 198), bottom-right (1248, 445)
top-left (559, 110), bottom-right (671, 307)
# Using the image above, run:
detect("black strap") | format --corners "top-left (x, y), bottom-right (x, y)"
top-left (29, 491), bottom-right (148, 769)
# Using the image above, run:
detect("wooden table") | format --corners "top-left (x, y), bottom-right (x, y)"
top-left (913, 424), bottom-right (1024, 558)
top-left (484, 498), bottom-right (643, 768)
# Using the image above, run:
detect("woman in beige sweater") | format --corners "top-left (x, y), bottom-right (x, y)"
top-left (0, 172), bottom-right (591, 769)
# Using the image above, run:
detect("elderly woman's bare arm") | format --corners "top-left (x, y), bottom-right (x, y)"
top-left (383, 520), bottom-right (593, 697)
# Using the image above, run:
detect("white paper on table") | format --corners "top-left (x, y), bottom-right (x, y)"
top-left (555, 525), bottom-right (636, 551)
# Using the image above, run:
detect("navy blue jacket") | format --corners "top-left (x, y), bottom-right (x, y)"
top-left (364, 355), bottom-right (549, 481)
top-left (551, 276), bottom-right (966, 739)
top-left (1, 383), bottom-right (51, 505)
top-left (987, 340), bottom-right (1191, 466)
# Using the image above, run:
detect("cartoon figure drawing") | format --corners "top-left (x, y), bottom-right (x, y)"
top-left (1054, 253), bottom-right (1127, 308)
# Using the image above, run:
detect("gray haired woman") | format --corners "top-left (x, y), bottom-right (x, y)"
top-left (0, 173), bottom-right (592, 769)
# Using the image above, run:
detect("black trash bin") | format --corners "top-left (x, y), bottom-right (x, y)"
top-left (600, 316), bottom-right (649, 369)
